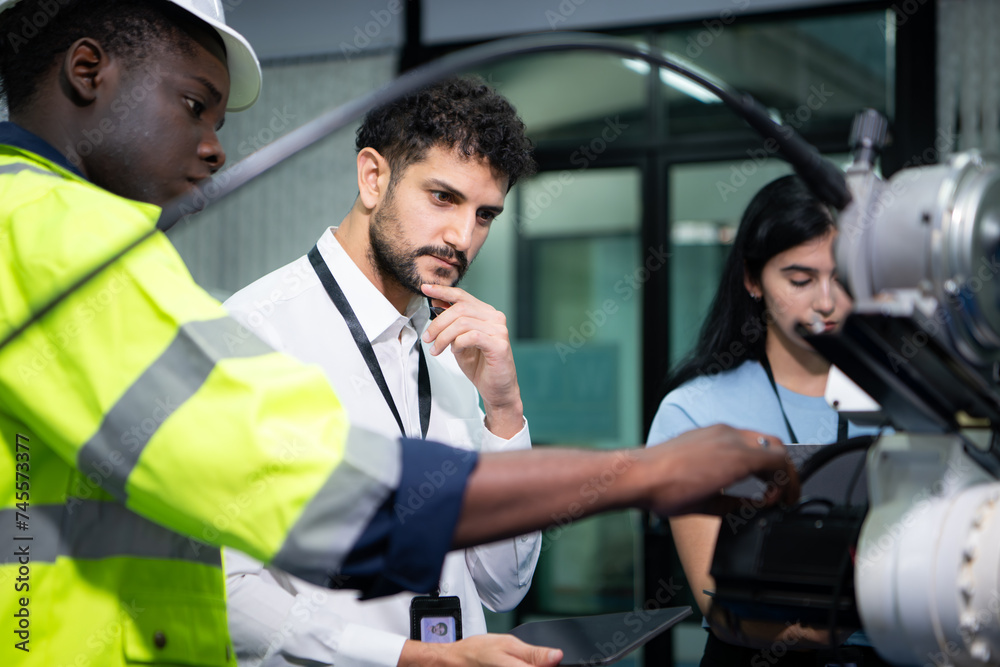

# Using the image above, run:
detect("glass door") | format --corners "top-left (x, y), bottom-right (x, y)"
top-left (462, 166), bottom-right (646, 664)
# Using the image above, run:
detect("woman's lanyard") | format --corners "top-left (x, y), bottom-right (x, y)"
top-left (759, 354), bottom-right (848, 445)
top-left (308, 245), bottom-right (431, 439)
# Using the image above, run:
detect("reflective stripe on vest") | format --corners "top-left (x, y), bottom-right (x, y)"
top-left (77, 317), bottom-right (274, 501)
top-left (0, 162), bottom-right (62, 178)
top-left (0, 501), bottom-right (220, 566)
top-left (271, 425), bottom-right (401, 586)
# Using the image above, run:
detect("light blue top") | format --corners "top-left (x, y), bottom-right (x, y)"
top-left (648, 359), bottom-right (869, 446)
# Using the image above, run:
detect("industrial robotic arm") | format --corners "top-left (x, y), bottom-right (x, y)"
top-left (711, 110), bottom-right (1000, 667)
top-left (834, 114), bottom-right (1000, 667)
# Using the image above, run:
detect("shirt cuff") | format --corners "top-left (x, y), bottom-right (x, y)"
top-left (514, 529), bottom-right (542, 588)
top-left (336, 625), bottom-right (408, 667)
top-left (338, 438), bottom-right (478, 599)
top-left (481, 416), bottom-right (530, 452)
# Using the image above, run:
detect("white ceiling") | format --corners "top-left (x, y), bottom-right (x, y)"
top-left (423, 0), bottom-right (869, 44)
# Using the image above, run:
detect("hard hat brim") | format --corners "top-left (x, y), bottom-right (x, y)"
top-left (180, 6), bottom-right (262, 112)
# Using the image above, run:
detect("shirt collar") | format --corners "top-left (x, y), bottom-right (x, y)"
top-left (316, 228), bottom-right (429, 343)
top-left (0, 122), bottom-right (86, 178)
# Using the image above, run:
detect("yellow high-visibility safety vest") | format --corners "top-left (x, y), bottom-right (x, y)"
top-left (0, 145), bottom-right (402, 666)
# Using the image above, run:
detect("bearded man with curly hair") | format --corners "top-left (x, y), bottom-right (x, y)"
top-left (222, 77), bottom-right (546, 667)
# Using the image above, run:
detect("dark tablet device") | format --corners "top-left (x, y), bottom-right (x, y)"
top-left (510, 607), bottom-right (692, 666)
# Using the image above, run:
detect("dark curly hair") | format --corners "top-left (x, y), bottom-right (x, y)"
top-left (355, 76), bottom-right (536, 191)
top-left (0, 0), bottom-right (203, 116)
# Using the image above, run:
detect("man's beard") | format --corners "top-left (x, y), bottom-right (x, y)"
top-left (367, 190), bottom-right (470, 295)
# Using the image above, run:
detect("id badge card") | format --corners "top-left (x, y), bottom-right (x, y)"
top-left (409, 595), bottom-right (462, 642)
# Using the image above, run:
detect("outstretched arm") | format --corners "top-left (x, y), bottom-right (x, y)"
top-left (462, 417), bottom-right (540, 612)
top-left (452, 425), bottom-right (798, 549)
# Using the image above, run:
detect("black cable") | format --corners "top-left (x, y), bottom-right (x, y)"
top-left (0, 32), bottom-right (850, 355)
top-left (844, 452), bottom-right (867, 506)
top-left (793, 432), bottom-right (878, 659)
top-left (792, 497), bottom-right (836, 513)
top-left (155, 32), bottom-right (851, 232)
top-left (959, 430), bottom-right (1000, 479)
top-left (825, 518), bottom-right (863, 663)
top-left (798, 435), bottom-right (876, 484)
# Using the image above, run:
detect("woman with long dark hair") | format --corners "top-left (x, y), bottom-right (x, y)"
top-left (649, 174), bottom-right (887, 666)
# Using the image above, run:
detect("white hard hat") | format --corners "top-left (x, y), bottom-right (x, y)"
top-left (0, 0), bottom-right (261, 111)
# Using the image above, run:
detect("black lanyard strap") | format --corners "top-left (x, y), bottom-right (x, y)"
top-left (308, 245), bottom-right (431, 439)
top-left (759, 354), bottom-right (799, 445)
top-left (759, 356), bottom-right (850, 445)
top-left (836, 413), bottom-right (849, 445)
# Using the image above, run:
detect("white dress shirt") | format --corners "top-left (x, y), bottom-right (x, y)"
top-left (223, 228), bottom-right (541, 667)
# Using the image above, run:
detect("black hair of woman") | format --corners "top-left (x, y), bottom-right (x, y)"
top-left (662, 174), bottom-right (837, 398)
